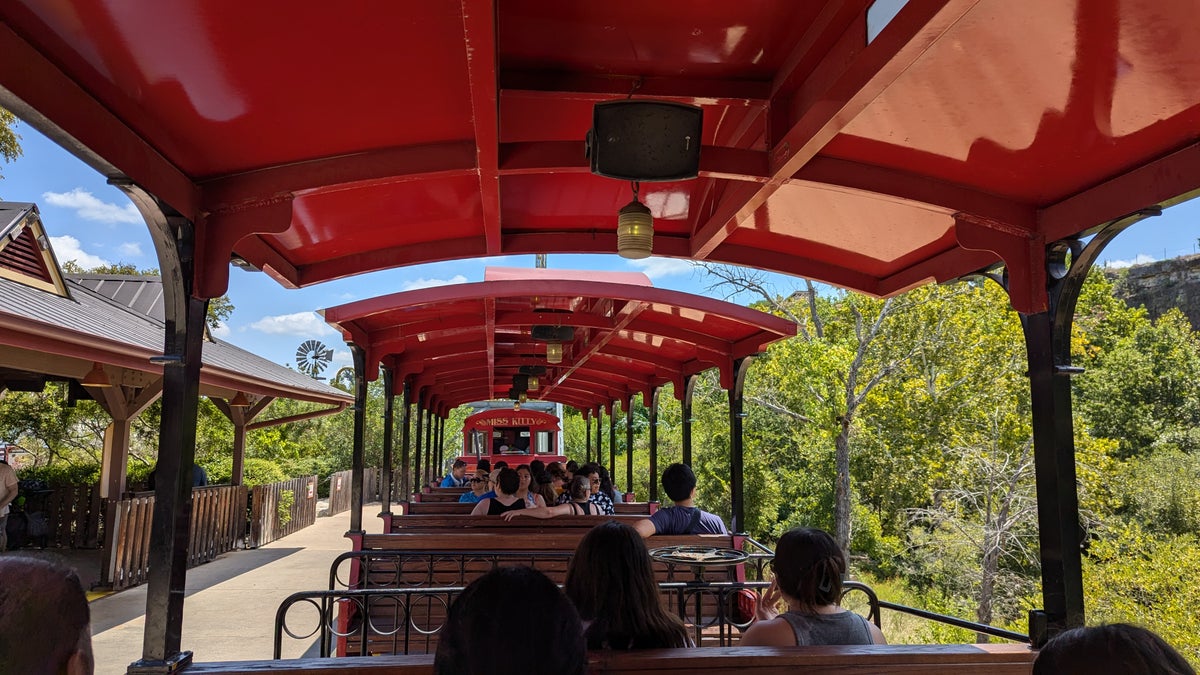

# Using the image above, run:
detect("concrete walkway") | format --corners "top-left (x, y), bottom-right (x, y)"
top-left (89, 505), bottom-right (384, 674)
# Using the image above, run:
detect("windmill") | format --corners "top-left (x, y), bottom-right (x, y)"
top-left (295, 339), bottom-right (334, 379)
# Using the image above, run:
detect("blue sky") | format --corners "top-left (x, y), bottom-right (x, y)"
top-left (3, 120), bottom-right (1199, 374)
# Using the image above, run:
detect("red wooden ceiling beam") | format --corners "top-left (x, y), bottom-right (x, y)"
top-left (297, 236), bottom-right (490, 286)
top-left (461, 0), bottom-right (502, 255)
top-left (484, 296), bottom-right (496, 402)
top-left (691, 0), bottom-right (980, 259)
top-left (497, 142), bottom-right (767, 181)
top-left (0, 24), bottom-right (199, 221)
top-left (500, 71), bottom-right (769, 108)
top-left (790, 157), bottom-right (1035, 231)
top-left (540, 299), bottom-right (648, 400)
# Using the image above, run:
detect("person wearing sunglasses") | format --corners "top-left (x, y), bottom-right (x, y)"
top-left (458, 470), bottom-right (491, 503)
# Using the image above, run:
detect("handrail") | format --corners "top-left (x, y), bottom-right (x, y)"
top-left (875, 599), bottom-right (1030, 644)
top-left (325, 547), bottom-right (1029, 648)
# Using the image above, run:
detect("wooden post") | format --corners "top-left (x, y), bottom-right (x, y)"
top-left (380, 367), bottom-right (395, 516)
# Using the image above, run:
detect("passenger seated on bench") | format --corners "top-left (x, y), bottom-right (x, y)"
top-left (596, 464), bottom-right (624, 504)
top-left (1032, 624), bottom-right (1194, 675)
top-left (501, 475), bottom-right (597, 520)
top-left (435, 566), bottom-right (585, 675)
top-left (741, 527), bottom-right (886, 646)
top-left (459, 470), bottom-right (491, 503)
top-left (634, 463), bottom-right (728, 537)
top-left (564, 520), bottom-right (690, 649)
top-left (515, 464), bottom-right (547, 508)
top-left (533, 470), bottom-right (557, 506)
top-left (470, 468), bottom-right (527, 516)
top-left (555, 463), bottom-right (614, 515)
top-left (0, 557), bottom-right (94, 675)
top-left (440, 458), bottom-right (469, 487)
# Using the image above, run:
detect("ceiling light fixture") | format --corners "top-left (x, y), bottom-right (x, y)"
top-left (81, 362), bottom-right (113, 388)
top-left (546, 342), bottom-right (563, 364)
top-left (527, 375), bottom-right (538, 390)
top-left (617, 181), bottom-right (653, 259)
top-left (229, 391), bottom-right (251, 408)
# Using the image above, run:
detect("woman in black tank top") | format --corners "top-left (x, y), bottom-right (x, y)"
top-left (500, 475), bottom-right (596, 522)
top-left (470, 468), bottom-right (526, 516)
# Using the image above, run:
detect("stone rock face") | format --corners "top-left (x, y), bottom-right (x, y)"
top-left (1103, 255), bottom-right (1200, 329)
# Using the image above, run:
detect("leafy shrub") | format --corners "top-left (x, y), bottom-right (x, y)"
top-left (17, 463), bottom-right (100, 486)
top-left (277, 489), bottom-right (295, 525)
top-left (205, 457), bottom-right (288, 487)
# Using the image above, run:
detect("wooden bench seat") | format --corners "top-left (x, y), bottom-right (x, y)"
top-left (400, 500), bottom-right (658, 515)
top-left (184, 644), bottom-right (1036, 674)
top-left (335, 533), bottom-right (754, 655)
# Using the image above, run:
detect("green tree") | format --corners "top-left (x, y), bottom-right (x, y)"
top-left (0, 107), bottom-right (21, 181)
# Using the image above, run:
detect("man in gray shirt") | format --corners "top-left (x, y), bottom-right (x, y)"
top-left (635, 463), bottom-right (728, 537)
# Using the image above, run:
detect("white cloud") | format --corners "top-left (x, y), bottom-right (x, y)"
top-left (400, 274), bottom-right (468, 291)
top-left (49, 235), bottom-right (110, 269)
top-left (210, 322), bottom-right (231, 339)
top-left (249, 312), bottom-right (336, 337)
top-left (116, 242), bottom-right (143, 257)
top-left (41, 188), bottom-right (141, 224)
top-left (1103, 254), bottom-right (1156, 269)
top-left (626, 257), bottom-right (695, 279)
top-left (332, 350), bottom-right (353, 367)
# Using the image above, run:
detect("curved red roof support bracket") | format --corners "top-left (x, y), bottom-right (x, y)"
top-left (955, 213), bottom-right (1047, 314)
top-left (195, 197), bottom-right (294, 298)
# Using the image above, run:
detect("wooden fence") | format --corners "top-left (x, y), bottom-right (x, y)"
top-left (189, 485), bottom-right (248, 566)
top-left (326, 468), bottom-right (381, 516)
top-left (248, 476), bottom-right (318, 548)
top-left (35, 483), bottom-right (103, 548)
top-left (103, 485), bottom-right (248, 590)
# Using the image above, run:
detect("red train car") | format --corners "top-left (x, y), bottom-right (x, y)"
top-left (458, 407), bottom-right (565, 470)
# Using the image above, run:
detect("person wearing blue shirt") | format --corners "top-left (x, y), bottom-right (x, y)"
top-left (440, 459), bottom-right (469, 487)
top-left (459, 470), bottom-right (491, 503)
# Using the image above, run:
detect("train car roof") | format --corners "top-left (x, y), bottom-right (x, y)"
top-left (322, 267), bottom-right (796, 411)
top-left (3, 1), bottom-right (1199, 314)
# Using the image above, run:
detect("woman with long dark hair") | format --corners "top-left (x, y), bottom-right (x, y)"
top-left (564, 520), bottom-right (690, 649)
top-left (435, 566), bottom-right (585, 675)
top-left (502, 475), bottom-right (599, 520)
top-left (740, 527), bottom-right (885, 646)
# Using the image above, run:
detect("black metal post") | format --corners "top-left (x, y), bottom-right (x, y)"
top-left (425, 406), bottom-right (435, 487)
top-left (682, 374), bottom-right (697, 468)
top-left (729, 358), bottom-right (752, 533)
top-left (595, 407), bottom-right (604, 469)
top-left (348, 344), bottom-right (367, 534)
top-left (648, 388), bottom-right (659, 503)
top-left (438, 415), bottom-right (446, 474)
top-left (413, 394), bottom-right (425, 496)
top-left (1002, 210), bottom-right (1154, 645)
top-left (400, 378), bottom-right (412, 501)
top-left (380, 367), bottom-right (394, 516)
top-left (119, 184), bottom-right (205, 673)
top-left (608, 405), bottom-right (617, 482)
top-left (625, 397), bottom-right (634, 498)
top-left (585, 412), bottom-right (592, 464)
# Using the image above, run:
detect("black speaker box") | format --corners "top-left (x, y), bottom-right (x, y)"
top-left (587, 100), bottom-right (702, 182)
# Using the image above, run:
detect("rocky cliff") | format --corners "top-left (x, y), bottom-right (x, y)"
top-left (1104, 255), bottom-right (1200, 329)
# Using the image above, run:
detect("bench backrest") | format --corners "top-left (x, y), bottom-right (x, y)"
top-left (185, 644), bottom-right (1036, 674)
top-left (401, 501), bottom-right (657, 515)
top-left (389, 514), bottom-right (646, 532)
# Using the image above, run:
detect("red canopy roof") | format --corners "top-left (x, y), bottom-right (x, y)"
top-left (321, 268), bottom-right (796, 412)
top-left (2, 1), bottom-right (1199, 312)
